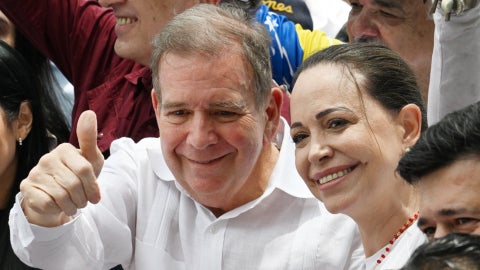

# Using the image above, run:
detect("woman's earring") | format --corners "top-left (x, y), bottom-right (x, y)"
top-left (18, 137), bottom-right (22, 146)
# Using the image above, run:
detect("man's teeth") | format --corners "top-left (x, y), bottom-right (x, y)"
top-left (117, 17), bottom-right (134, 25)
top-left (317, 168), bottom-right (352, 184)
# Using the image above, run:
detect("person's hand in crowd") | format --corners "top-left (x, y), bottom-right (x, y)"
top-left (19, 110), bottom-right (104, 227)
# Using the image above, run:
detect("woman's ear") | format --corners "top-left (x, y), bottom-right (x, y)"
top-left (15, 101), bottom-right (33, 140)
top-left (396, 104), bottom-right (422, 148)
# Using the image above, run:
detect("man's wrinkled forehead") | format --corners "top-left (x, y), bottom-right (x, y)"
top-left (374, 0), bottom-right (428, 8)
top-left (372, 0), bottom-right (403, 9)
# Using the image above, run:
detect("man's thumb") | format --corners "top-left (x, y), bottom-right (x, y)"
top-left (77, 110), bottom-right (104, 176)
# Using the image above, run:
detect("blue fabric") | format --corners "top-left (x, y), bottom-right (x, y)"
top-left (256, 5), bottom-right (304, 88)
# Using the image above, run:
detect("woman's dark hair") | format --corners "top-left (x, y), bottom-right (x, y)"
top-left (14, 31), bottom-right (70, 143)
top-left (0, 40), bottom-right (67, 208)
top-left (293, 43), bottom-right (427, 131)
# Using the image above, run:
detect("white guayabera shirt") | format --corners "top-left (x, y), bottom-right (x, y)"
top-left (10, 119), bottom-right (364, 270)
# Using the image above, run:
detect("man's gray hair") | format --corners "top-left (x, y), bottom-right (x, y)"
top-left (151, 4), bottom-right (272, 109)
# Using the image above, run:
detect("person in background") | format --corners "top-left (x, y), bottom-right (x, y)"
top-left (290, 43), bottom-right (428, 269)
top-left (346, 0), bottom-right (434, 104)
top-left (262, 0), bottom-right (351, 37)
top-left (0, 10), bottom-right (70, 142)
top-left (0, 39), bottom-right (67, 268)
top-left (427, 0), bottom-right (480, 124)
top-left (8, 5), bottom-right (362, 269)
top-left (0, 0), bottom-right (341, 157)
top-left (401, 233), bottom-right (480, 270)
top-left (221, 0), bottom-right (342, 88)
top-left (398, 101), bottom-right (480, 239)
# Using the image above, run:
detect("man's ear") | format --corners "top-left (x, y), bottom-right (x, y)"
top-left (396, 104), bottom-right (422, 148)
top-left (151, 89), bottom-right (161, 124)
top-left (15, 101), bottom-right (33, 140)
top-left (263, 87), bottom-right (283, 144)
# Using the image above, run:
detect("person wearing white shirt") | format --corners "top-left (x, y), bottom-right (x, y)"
top-left (290, 43), bottom-right (428, 270)
top-left (9, 5), bottom-right (363, 270)
top-left (427, 0), bottom-right (480, 124)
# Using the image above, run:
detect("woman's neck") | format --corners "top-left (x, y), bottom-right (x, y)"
top-left (354, 185), bottom-right (419, 257)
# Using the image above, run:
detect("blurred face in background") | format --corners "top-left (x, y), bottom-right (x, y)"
top-left (98, 0), bottom-right (204, 66)
top-left (346, 0), bottom-right (434, 101)
top-left (417, 157), bottom-right (480, 239)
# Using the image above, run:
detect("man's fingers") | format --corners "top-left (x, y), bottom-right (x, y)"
top-left (76, 110), bottom-right (104, 176)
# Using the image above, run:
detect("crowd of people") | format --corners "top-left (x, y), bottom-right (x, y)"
top-left (0, 0), bottom-right (479, 269)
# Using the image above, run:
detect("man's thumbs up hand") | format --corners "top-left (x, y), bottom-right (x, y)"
top-left (77, 110), bottom-right (104, 178)
top-left (20, 110), bottom-right (103, 227)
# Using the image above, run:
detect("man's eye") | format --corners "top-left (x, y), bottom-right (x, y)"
top-left (421, 227), bottom-right (436, 239)
top-left (216, 111), bottom-right (236, 116)
top-left (456, 218), bottom-right (476, 225)
top-left (172, 110), bottom-right (188, 116)
top-left (213, 110), bottom-right (242, 122)
top-left (380, 10), bottom-right (396, 18)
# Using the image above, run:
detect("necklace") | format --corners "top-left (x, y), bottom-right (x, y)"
top-left (376, 212), bottom-right (419, 265)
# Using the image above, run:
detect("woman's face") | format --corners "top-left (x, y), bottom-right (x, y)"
top-left (0, 107), bottom-right (18, 186)
top-left (290, 63), bottom-right (406, 216)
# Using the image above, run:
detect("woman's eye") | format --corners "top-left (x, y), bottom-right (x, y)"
top-left (292, 133), bottom-right (309, 144)
top-left (328, 118), bottom-right (348, 129)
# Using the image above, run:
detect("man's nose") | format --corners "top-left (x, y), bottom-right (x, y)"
top-left (186, 115), bottom-right (218, 150)
top-left (433, 225), bottom-right (452, 239)
top-left (347, 11), bottom-right (380, 43)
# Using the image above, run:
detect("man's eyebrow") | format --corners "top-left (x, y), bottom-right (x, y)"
top-left (438, 208), bottom-right (468, 217)
top-left (373, 0), bottom-right (403, 9)
top-left (210, 100), bottom-right (247, 110)
top-left (161, 101), bottom-right (247, 110)
top-left (162, 102), bottom-right (188, 110)
top-left (438, 207), bottom-right (480, 217)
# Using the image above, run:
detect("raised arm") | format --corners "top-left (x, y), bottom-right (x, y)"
top-left (20, 110), bottom-right (104, 227)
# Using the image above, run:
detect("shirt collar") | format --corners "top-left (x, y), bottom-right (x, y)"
top-left (124, 64), bottom-right (152, 90)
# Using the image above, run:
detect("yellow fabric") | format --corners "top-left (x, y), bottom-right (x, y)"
top-left (295, 24), bottom-right (343, 61)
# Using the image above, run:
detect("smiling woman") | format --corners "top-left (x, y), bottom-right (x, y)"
top-left (290, 43), bottom-right (428, 270)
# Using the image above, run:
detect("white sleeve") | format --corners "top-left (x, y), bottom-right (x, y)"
top-left (9, 138), bottom-right (141, 270)
top-left (428, 3), bottom-right (480, 124)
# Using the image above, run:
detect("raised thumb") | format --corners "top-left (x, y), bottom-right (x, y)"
top-left (76, 110), bottom-right (104, 176)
